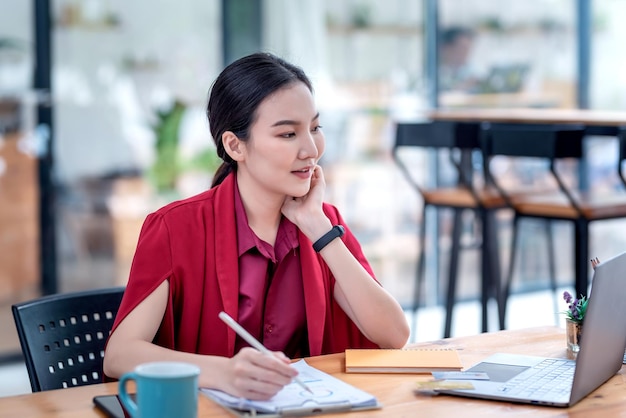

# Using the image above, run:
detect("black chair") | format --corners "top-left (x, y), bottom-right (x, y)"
top-left (12, 286), bottom-right (125, 392)
top-left (393, 121), bottom-right (506, 339)
top-left (481, 122), bottom-right (626, 324)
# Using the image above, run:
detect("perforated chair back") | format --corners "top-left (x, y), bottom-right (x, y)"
top-left (12, 287), bottom-right (125, 392)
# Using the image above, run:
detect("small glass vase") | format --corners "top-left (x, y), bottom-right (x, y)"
top-left (566, 319), bottom-right (583, 359)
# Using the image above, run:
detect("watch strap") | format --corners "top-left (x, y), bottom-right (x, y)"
top-left (312, 225), bottom-right (345, 252)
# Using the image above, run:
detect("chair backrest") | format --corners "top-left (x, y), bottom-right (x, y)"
top-left (480, 122), bottom-right (586, 211)
top-left (395, 121), bottom-right (480, 150)
top-left (393, 121), bottom-right (482, 194)
top-left (12, 286), bottom-right (125, 392)
top-left (480, 122), bottom-right (585, 159)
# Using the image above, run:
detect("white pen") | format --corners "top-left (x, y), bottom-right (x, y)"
top-left (218, 311), bottom-right (314, 394)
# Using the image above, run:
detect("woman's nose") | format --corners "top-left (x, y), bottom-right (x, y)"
top-left (299, 132), bottom-right (320, 159)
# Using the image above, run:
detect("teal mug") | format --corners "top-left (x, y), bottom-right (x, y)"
top-left (118, 361), bottom-right (200, 418)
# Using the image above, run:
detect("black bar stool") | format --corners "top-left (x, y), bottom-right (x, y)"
top-left (481, 122), bottom-right (626, 324)
top-left (393, 121), bottom-right (506, 339)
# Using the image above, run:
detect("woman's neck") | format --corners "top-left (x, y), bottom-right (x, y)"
top-left (236, 173), bottom-right (283, 245)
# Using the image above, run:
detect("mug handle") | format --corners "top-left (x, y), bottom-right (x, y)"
top-left (118, 372), bottom-right (139, 418)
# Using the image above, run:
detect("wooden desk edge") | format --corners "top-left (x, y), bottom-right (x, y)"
top-left (3, 326), bottom-right (626, 417)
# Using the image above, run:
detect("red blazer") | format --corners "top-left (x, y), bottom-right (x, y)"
top-left (109, 173), bottom-right (378, 360)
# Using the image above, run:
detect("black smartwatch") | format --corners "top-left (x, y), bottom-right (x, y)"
top-left (312, 225), bottom-right (345, 252)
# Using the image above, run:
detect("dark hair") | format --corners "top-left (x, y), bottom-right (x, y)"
top-left (207, 52), bottom-right (313, 187)
top-left (440, 26), bottom-right (474, 46)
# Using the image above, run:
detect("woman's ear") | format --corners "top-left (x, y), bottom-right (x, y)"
top-left (221, 131), bottom-right (245, 162)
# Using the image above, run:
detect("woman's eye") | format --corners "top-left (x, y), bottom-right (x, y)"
top-left (312, 125), bottom-right (323, 133)
top-left (280, 132), bottom-right (296, 138)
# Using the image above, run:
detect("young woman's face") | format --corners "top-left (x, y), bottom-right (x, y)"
top-left (239, 81), bottom-right (325, 199)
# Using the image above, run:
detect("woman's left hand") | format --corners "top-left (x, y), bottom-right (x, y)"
top-left (281, 165), bottom-right (328, 235)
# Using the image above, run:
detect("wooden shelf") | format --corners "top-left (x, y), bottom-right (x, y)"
top-left (327, 24), bottom-right (422, 36)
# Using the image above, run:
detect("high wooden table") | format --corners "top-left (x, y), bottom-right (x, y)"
top-left (430, 108), bottom-right (626, 135)
top-left (2, 326), bottom-right (626, 417)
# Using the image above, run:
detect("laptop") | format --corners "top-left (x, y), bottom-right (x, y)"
top-left (437, 251), bottom-right (626, 407)
top-left (472, 64), bottom-right (529, 94)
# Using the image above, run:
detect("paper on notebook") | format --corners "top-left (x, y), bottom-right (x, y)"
top-left (201, 359), bottom-right (379, 416)
top-left (345, 349), bottom-right (463, 373)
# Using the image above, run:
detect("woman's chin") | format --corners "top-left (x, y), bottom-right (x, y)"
top-left (289, 186), bottom-right (310, 199)
top-left (290, 191), bottom-right (308, 199)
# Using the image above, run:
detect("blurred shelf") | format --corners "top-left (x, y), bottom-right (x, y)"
top-left (327, 23), bottom-right (422, 36)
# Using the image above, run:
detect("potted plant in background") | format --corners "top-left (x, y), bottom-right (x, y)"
top-left (148, 99), bottom-right (186, 195)
top-left (109, 99), bottom-right (220, 285)
top-left (148, 99), bottom-right (221, 199)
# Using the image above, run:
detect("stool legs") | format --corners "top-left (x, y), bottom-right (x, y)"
top-left (443, 209), bottom-right (463, 338)
top-left (500, 215), bottom-right (520, 326)
top-left (545, 221), bottom-right (559, 322)
top-left (413, 206), bottom-right (503, 339)
top-left (411, 202), bottom-right (429, 340)
top-left (483, 209), bottom-right (504, 331)
top-left (574, 218), bottom-right (590, 297)
top-left (412, 205), bottom-right (464, 340)
top-left (501, 216), bottom-right (559, 327)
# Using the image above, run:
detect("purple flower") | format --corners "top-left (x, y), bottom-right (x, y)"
top-left (561, 291), bottom-right (589, 325)
top-left (563, 291), bottom-right (573, 304)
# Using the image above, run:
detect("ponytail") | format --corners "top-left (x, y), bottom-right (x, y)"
top-left (211, 162), bottom-right (235, 188)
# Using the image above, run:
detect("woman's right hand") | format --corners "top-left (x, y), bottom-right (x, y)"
top-left (221, 347), bottom-right (298, 400)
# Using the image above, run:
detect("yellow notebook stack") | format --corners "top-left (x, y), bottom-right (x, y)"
top-left (345, 348), bottom-right (463, 373)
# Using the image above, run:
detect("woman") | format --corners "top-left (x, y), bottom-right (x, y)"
top-left (103, 52), bottom-right (409, 400)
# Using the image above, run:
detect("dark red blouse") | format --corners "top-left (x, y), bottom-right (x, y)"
top-left (233, 181), bottom-right (308, 357)
top-left (107, 172), bottom-right (378, 367)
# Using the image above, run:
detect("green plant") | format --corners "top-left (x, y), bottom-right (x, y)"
top-left (351, 4), bottom-right (371, 28)
top-left (182, 147), bottom-right (221, 174)
top-left (149, 100), bottom-right (186, 193)
top-left (0, 37), bottom-right (27, 51)
top-left (148, 100), bottom-right (221, 194)
top-left (561, 291), bottom-right (588, 325)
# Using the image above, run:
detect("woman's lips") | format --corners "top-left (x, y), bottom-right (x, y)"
top-left (291, 168), bottom-right (312, 179)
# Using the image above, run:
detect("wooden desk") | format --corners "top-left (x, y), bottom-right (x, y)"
top-left (2, 327), bottom-right (626, 417)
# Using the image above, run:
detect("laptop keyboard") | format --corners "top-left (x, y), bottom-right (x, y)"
top-left (497, 359), bottom-right (574, 400)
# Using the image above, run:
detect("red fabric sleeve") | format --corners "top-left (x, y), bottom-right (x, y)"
top-left (107, 173), bottom-right (383, 372)
top-left (110, 212), bottom-right (175, 345)
top-left (301, 204), bottom-right (379, 356)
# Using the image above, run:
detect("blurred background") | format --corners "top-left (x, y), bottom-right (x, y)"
top-left (2, 0), bottom-right (626, 387)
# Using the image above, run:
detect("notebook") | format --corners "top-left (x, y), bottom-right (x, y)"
top-left (345, 348), bottom-right (462, 373)
top-left (436, 250), bottom-right (626, 407)
top-left (201, 359), bottom-right (380, 416)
